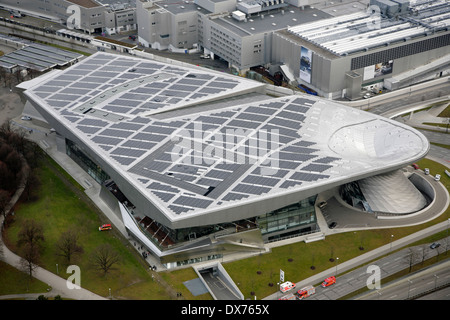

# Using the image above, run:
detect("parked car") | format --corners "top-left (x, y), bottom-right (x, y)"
top-left (21, 116), bottom-right (32, 121)
top-left (99, 224), bottom-right (112, 231)
top-left (424, 168), bottom-right (429, 175)
top-left (434, 174), bottom-right (441, 181)
top-left (430, 242), bottom-right (440, 249)
top-left (328, 222), bottom-right (337, 229)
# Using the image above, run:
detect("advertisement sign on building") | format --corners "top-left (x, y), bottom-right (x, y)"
top-left (300, 46), bottom-right (312, 84)
top-left (363, 60), bottom-right (393, 80)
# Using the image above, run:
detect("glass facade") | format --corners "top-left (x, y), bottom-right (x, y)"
top-left (66, 139), bottom-right (110, 184)
top-left (257, 195), bottom-right (317, 239)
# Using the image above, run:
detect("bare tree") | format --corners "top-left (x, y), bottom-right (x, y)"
top-left (0, 189), bottom-right (11, 219)
top-left (405, 247), bottom-right (421, 272)
top-left (90, 244), bottom-right (120, 275)
top-left (19, 243), bottom-right (40, 281)
top-left (17, 219), bottom-right (45, 252)
top-left (56, 230), bottom-right (84, 264)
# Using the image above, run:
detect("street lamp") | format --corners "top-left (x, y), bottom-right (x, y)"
top-left (335, 257), bottom-right (339, 277)
top-left (390, 234), bottom-right (394, 252)
top-left (434, 274), bottom-right (439, 291)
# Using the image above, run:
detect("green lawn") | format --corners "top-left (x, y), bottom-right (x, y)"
top-left (2, 156), bottom-right (173, 299)
top-left (0, 260), bottom-right (49, 295)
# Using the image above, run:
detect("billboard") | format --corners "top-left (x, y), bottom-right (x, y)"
top-left (363, 60), bottom-right (393, 80)
top-left (300, 46), bottom-right (312, 84)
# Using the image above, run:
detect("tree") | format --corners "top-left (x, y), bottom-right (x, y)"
top-left (19, 243), bottom-right (40, 280)
top-left (0, 189), bottom-right (11, 219)
top-left (56, 230), bottom-right (84, 264)
top-left (17, 219), bottom-right (45, 252)
top-left (90, 244), bottom-right (120, 275)
top-left (405, 248), bottom-right (421, 272)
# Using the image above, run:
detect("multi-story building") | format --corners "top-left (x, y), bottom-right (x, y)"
top-left (275, 0), bottom-right (450, 99)
top-left (0, 0), bottom-right (136, 35)
top-left (137, 0), bottom-right (450, 98)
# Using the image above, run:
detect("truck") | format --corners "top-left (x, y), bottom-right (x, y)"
top-left (279, 293), bottom-right (298, 300)
top-left (321, 276), bottom-right (336, 287)
top-left (279, 281), bottom-right (296, 293)
top-left (296, 285), bottom-right (315, 299)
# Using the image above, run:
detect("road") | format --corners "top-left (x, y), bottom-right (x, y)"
top-left (355, 258), bottom-right (450, 300)
top-left (303, 237), bottom-right (450, 300)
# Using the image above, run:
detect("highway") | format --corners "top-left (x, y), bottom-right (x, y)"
top-left (303, 237), bottom-right (450, 300)
top-left (355, 258), bottom-right (450, 300)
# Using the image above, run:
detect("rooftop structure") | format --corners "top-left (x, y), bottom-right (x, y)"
top-left (0, 35), bottom-right (83, 72)
top-left (287, 0), bottom-right (450, 56)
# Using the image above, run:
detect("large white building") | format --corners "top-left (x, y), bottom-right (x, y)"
top-left (21, 52), bottom-right (430, 268)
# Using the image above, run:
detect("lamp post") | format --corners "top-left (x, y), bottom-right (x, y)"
top-left (390, 234), bottom-right (394, 252)
top-left (335, 257), bottom-right (339, 277)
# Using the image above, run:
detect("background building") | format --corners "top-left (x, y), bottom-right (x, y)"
top-left (277, 0), bottom-right (450, 99)
top-left (0, 0), bottom-right (136, 35)
top-left (137, 0), bottom-right (450, 98)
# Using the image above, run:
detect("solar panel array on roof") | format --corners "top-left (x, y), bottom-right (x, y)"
top-left (26, 52), bottom-right (347, 217)
top-left (0, 41), bottom-right (83, 72)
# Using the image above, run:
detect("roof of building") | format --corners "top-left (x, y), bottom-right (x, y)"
top-left (212, 5), bottom-right (331, 36)
top-left (23, 52), bottom-right (429, 226)
top-left (0, 37), bottom-right (83, 72)
top-left (287, 0), bottom-right (450, 56)
top-left (67, 0), bottom-right (101, 9)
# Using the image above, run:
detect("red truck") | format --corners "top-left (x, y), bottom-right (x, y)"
top-left (297, 285), bottom-right (315, 299)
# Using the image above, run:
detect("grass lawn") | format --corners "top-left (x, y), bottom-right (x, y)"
top-left (0, 260), bottom-right (49, 295)
top-left (2, 156), bottom-right (172, 299)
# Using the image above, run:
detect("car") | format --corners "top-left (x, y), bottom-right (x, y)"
top-left (363, 93), bottom-right (371, 99)
top-left (328, 222), bottom-right (337, 229)
top-left (99, 224), bottom-right (112, 231)
top-left (318, 201), bottom-right (327, 209)
top-left (424, 168), bottom-right (429, 175)
top-left (430, 242), bottom-right (440, 249)
top-left (321, 276), bottom-right (336, 287)
top-left (128, 35), bottom-right (136, 40)
top-left (200, 54), bottom-right (210, 59)
top-left (412, 163), bottom-right (419, 170)
top-left (434, 174), bottom-right (441, 181)
top-left (21, 116), bottom-right (32, 121)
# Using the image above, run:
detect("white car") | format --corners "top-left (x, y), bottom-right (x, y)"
top-left (424, 168), bottom-right (429, 175)
top-left (435, 174), bottom-right (441, 181)
top-left (363, 93), bottom-right (371, 99)
top-left (21, 116), bottom-right (32, 121)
